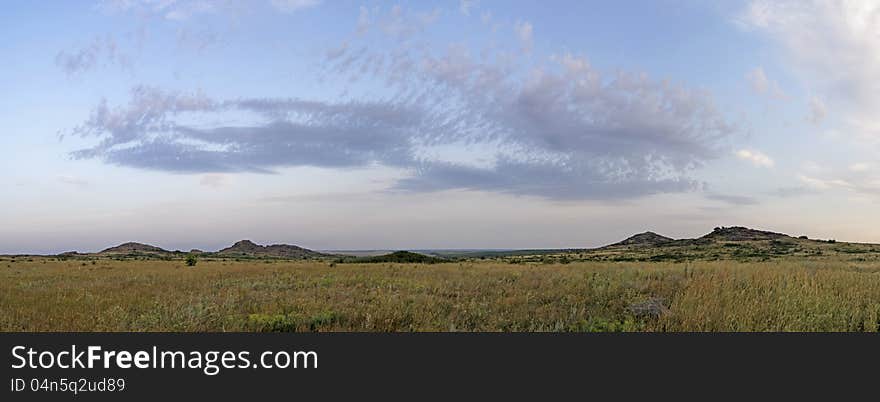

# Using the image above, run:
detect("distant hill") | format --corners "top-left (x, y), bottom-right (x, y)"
top-left (98, 242), bottom-right (171, 256)
top-left (215, 240), bottom-right (327, 259)
top-left (700, 226), bottom-right (789, 241)
top-left (608, 231), bottom-right (673, 247)
top-left (567, 225), bottom-right (873, 263)
top-left (603, 226), bottom-right (791, 249)
top-left (48, 239), bottom-right (327, 260)
top-left (7, 225), bottom-right (871, 264)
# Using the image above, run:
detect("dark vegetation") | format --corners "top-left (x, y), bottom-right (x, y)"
top-left (334, 251), bottom-right (447, 264)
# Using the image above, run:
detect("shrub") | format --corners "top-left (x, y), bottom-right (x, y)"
top-left (185, 255), bottom-right (198, 267)
top-left (248, 314), bottom-right (298, 332)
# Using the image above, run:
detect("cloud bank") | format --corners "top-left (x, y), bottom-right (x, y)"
top-left (69, 5), bottom-right (737, 200)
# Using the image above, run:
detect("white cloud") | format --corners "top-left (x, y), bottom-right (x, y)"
top-left (459, 0), bottom-right (476, 16)
top-left (706, 193), bottom-right (758, 205)
top-left (99, 0), bottom-right (217, 20)
top-left (200, 174), bottom-right (230, 188)
top-left (269, 0), bottom-right (321, 13)
top-left (746, 67), bottom-right (785, 99)
top-left (164, 1), bottom-right (214, 20)
top-left (849, 162), bottom-right (872, 172)
top-left (355, 5), bottom-right (441, 39)
top-left (742, 0), bottom-right (880, 142)
top-left (57, 175), bottom-right (89, 188)
top-left (801, 160), bottom-right (826, 173)
top-left (797, 169), bottom-right (880, 196)
top-left (798, 174), bottom-right (855, 190)
top-left (100, 0), bottom-right (318, 19)
top-left (798, 174), bottom-right (832, 190)
top-left (514, 20), bottom-right (533, 52)
top-left (735, 149), bottom-right (774, 168)
top-left (55, 35), bottom-right (131, 76)
top-left (795, 160), bottom-right (880, 197)
top-left (807, 96), bottom-right (826, 124)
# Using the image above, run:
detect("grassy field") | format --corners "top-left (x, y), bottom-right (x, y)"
top-left (4, 255), bottom-right (880, 331)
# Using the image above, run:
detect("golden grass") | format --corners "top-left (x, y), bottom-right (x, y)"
top-left (2, 258), bottom-right (880, 331)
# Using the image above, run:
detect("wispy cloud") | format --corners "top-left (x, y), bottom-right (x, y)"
top-left (199, 174), bottom-right (230, 188)
top-left (849, 162), bottom-right (872, 173)
top-left (797, 168), bottom-right (880, 196)
top-left (55, 35), bottom-right (130, 76)
top-left (514, 20), bottom-right (533, 52)
top-left (746, 67), bottom-right (786, 99)
top-left (98, 0), bottom-right (218, 20)
top-left (57, 175), bottom-right (89, 188)
top-left (771, 186), bottom-right (818, 198)
top-left (736, 149), bottom-right (774, 168)
top-left (99, 0), bottom-right (319, 20)
top-left (807, 96), bottom-right (826, 125)
top-left (355, 5), bottom-right (441, 39)
top-left (742, 0), bottom-right (880, 144)
top-left (706, 193), bottom-right (759, 205)
top-left (459, 0), bottom-right (477, 16)
top-left (269, 0), bottom-right (321, 13)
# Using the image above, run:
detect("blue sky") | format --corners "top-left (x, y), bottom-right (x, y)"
top-left (2, 0), bottom-right (879, 253)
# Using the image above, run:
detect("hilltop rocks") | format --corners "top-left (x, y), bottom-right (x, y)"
top-left (604, 226), bottom-right (793, 249)
top-left (610, 231), bottom-right (673, 247)
top-left (69, 240), bottom-right (327, 260)
top-left (701, 226), bottom-right (789, 241)
top-left (218, 240), bottom-right (262, 254)
top-left (98, 242), bottom-right (170, 256)
top-left (216, 240), bottom-right (327, 259)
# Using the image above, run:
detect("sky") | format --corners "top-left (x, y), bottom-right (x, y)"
top-left (2, 0), bottom-right (880, 254)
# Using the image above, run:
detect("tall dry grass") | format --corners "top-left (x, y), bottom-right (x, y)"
top-left (2, 258), bottom-right (880, 331)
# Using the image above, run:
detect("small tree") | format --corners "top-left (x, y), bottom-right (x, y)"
top-left (185, 254), bottom-right (198, 267)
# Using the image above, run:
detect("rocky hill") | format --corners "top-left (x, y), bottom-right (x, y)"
top-left (215, 240), bottom-right (327, 259)
top-left (570, 225), bottom-right (867, 263)
top-left (700, 226), bottom-right (789, 241)
top-left (98, 242), bottom-right (171, 256)
top-left (603, 226), bottom-right (792, 249)
top-left (608, 231), bottom-right (673, 247)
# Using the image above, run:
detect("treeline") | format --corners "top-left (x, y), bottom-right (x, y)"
top-left (334, 251), bottom-right (447, 264)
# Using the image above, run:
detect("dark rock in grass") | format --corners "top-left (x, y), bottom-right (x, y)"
top-left (629, 297), bottom-right (668, 318)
